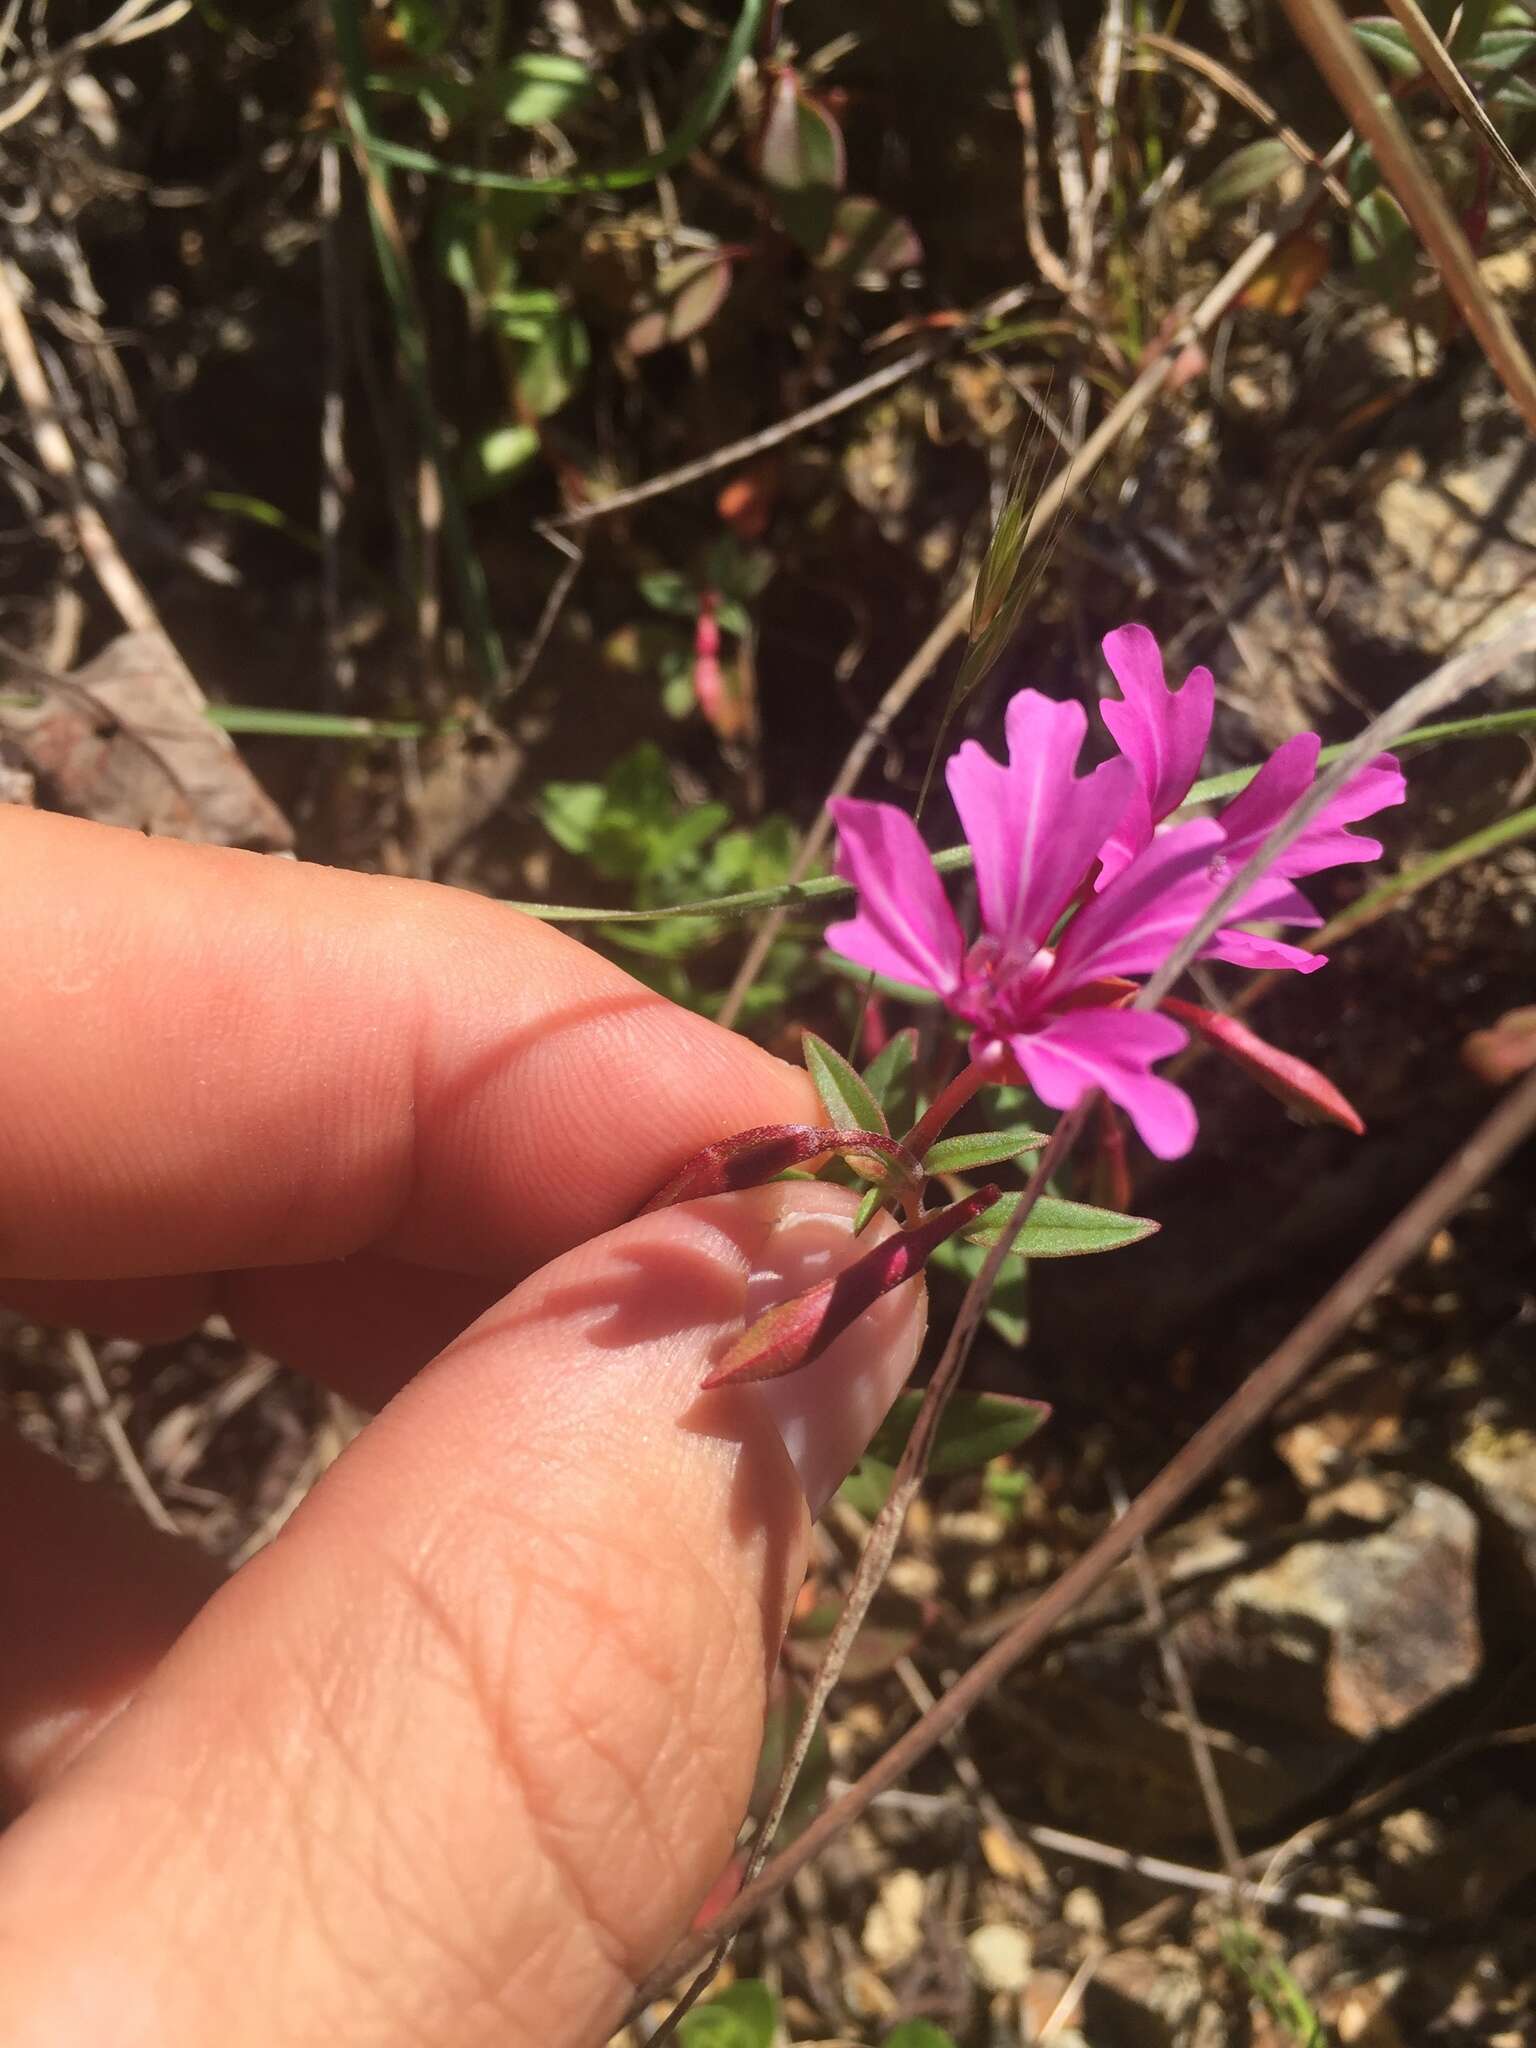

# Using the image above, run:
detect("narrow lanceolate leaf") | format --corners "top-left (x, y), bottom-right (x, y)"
top-left (866, 1389), bottom-right (1050, 1477)
top-left (802, 1029), bottom-right (889, 1136)
top-left (964, 1192), bottom-right (1159, 1258)
top-left (1161, 997), bottom-right (1365, 1136)
top-left (921, 1126), bottom-right (1048, 1176)
top-left (702, 1187), bottom-right (1000, 1389)
top-left (861, 1025), bottom-right (919, 1110)
top-left (852, 1183), bottom-right (886, 1236)
top-left (640, 1124), bottom-right (918, 1212)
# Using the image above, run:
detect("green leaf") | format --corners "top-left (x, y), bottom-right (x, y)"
top-left (462, 422), bottom-right (539, 499)
top-left (862, 1026), bottom-right (919, 1110)
top-left (498, 51), bottom-right (591, 125)
top-left (539, 778), bottom-right (605, 855)
top-left (1352, 17), bottom-right (1424, 76)
top-left (508, 308), bottom-right (589, 417)
top-left (637, 569), bottom-right (695, 617)
top-left (884, 2025), bottom-right (961, 2048)
top-left (866, 1390), bottom-right (1049, 1477)
top-left (802, 1031), bottom-right (889, 1136)
top-left (853, 1183), bottom-right (885, 1235)
top-left (1349, 186), bottom-right (1417, 306)
top-left (1202, 138), bottom-right (1295, 210)
top-left (921, 1126), bottom-right (1047, 1175)
top-left (677, 1980), bottom-right (778, 2048)
top-left (837, 1454), bottom-right (896, 1518)
top-left (965, 1192), bottom-right (1159, 1259)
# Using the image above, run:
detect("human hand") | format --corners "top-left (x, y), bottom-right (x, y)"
top-left (0, 810), bottom-right (925, 2047)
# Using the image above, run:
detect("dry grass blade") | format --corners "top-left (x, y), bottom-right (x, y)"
top-left (637, 1061), bottom-right (1536, 1996)
top-left (1276, 0), bottom-right (1536, 433)
top-left (1381, 0), bottom-right (1536, 226)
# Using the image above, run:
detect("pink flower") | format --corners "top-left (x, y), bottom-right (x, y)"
top-left (825, 627), bottom-right (1405, 1161)
top-left (1095, 624), bottom-right (1405, 974)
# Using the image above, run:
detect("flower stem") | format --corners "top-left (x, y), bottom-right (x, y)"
top-left (900, 1052), bottom-right (1006, 1164)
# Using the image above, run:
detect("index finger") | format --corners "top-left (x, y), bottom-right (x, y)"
top-left (1, 810), bottom-right (817, 1281)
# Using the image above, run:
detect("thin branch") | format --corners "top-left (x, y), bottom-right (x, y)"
top-left (1276, 0), bottom-right (1536, 435)
top-left (544, 343), bottom-right (946, 532)
top-left (637, 1060), bottom-right (1536, 1994)
top-left (0, 259), bottom-right (159, 635)
top-left (63, 1330), bottom-right (179, 1537)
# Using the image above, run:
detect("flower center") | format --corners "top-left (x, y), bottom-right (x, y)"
top-left (954, 934), bottom-right (1056, 1037)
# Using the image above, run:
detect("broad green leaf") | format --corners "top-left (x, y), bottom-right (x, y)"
top-left (462, 422), bottom-right (539, 499)
top-left (508, 308), bottom-right (588, 418)
top-left (627, 247), bottom-right (734, 356)
top-left (1352, 17), bottom-right (1424, 76)
top-left (837, 1454), bottom-right (897, 1518)
top-left (636, 569), bottom-right (695, 617)
top-left (677, 1979), bottom-right (778, 2048)
top-left (539, 779), bottom-right (604, 855)
top-left (802, 1030), bottom-right (889, 1136)
top-left (498, 52), bottom-right (591, 126)
top-left (1202, 138), bottom-right (1295, 210)
top-left (862, 1026), bottom-right (919, 1109)
top-left (921, 1126), bottom-right (1047, 1175)
top-left (964, 1192), bottom-right (1158, 1258)
top-left (866, 1390), bottom-right (1049, 1476)
top-left (885, 2025), bottom-right (961, 2048)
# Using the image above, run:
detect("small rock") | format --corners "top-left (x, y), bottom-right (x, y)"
top-left (935, 1508), bottom-right (1006, 1550)
top-left (884, 1556), bottom-right (941, 1601)
top-left (1062, 1885), bottom-right (1106, 1939)
top-left (861, 1868), bottom-right (925, 1971)
top-left (966, 1922), bottom-right (1032, 1993)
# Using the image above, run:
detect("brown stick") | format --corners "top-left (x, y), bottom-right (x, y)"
top-left (637, 1060), bottom-right (1536, 1995)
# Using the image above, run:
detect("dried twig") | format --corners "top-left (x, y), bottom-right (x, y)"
top-left (637, 1060), bottom-right (1536, 1994)
top-left (0, 258), bottom-right (160, 635)
top-left (1276, 0), bottom-right (1536, 434)
top-left (63, 1330), bottom-right (179, 1537)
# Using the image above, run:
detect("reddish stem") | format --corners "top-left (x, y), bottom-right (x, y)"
top-left (900, 1052), bottom-right (1006, 1165)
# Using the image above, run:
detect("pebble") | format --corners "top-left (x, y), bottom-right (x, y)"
top-left (967, 1922), bottom-right (1032, 1993)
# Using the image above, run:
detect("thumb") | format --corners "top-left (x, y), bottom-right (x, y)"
top-left (0, 1181), bottom-right (925, 2048)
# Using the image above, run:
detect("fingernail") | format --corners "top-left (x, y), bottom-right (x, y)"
top-left (743, 1200), bottom-right (927, 1516)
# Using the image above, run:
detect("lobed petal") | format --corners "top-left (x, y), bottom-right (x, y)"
top-left (1218, 735), bottom-right (1406, 881)
top-left (826, 796), bottom-right (965, 996)
top-left (947, 690), bottom-right (1135, 956)
top-left (1100, 624), bottom-right (1215, 824)
top-left (1051, 818), bottom-right (1226, 994)
top-left (1011, 1006), bottom-right (1196, 1159)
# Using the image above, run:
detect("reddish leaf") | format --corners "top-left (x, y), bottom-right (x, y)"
top-left (818, 195), bottom-right (922, 280)
top-left (1162, 997), bottom-right (1364, 1135)
top-left (625, 247), bottom-right (734, 357)
top-left (640, 1123), bottom-right (918, 1213)
top-left (702, 1185), bottom-right (999, 1389)
top-left (758, 70), bottom-right (846, 194)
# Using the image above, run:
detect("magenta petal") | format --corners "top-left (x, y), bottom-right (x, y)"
top-left (1100, 624), bottom-right (1215, 825)
top-left (1093, 782), bottom-right (1154, 891)
top-left (947, 690), bottom-right (1135, 954)
top-left (826, 797), bottom-right (965, 995)
top-left (1219, 738), bottom-right (1405, 881)
top-left (1202, 928), bottom-right (1327, 974)
top-left (1052, 818), bottom-right (1225, 992)
top-left (1013, 1008), bottom-right (1197, 1159)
